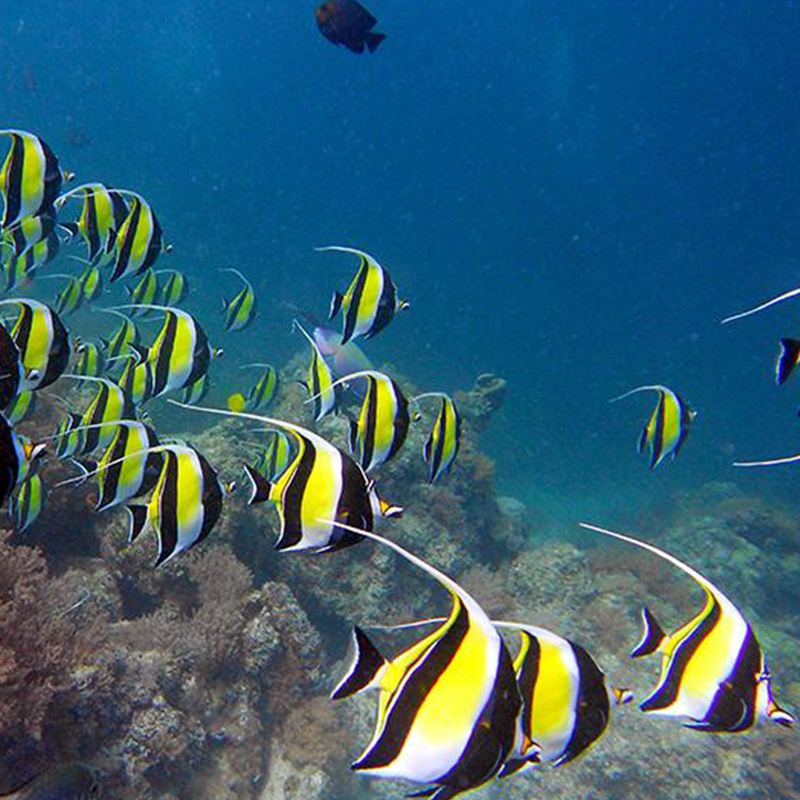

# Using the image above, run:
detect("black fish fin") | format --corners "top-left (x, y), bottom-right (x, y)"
top-left (243, 464), bottom-right (272, 505)
top-left (330, 626), bottom-right (386, 700)
top-left (365, 31), bottom-right (386, 53)
top-left (497, 758), bottom-right (531, 779)
top-left (637, 425), bottom-right (648, 455)
top-left (125, 503), bottom-right (149, 543)
top-left (329, 290), bottom-right (343, 320)
top-left (776, 338), bottom-right (800, 385)
top-left (630, 606), bottom-right (666, 658)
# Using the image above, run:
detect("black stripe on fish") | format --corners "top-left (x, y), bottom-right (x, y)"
top-left (342, 256), bottom-right (370, 344)
top-left (640, 596), bottom-right (722, 714)
top-left (433, 642), bottom-right (519, 799)
top-left (649, 393), bottom-right (666, 469)
top-left (516, 632), bottom-right (540, 747)
top-left (693, 627), bottom-right (761, 732)
top-left (353, 599), bottom-right (471, 770)
top-left (152, 313), bottom-right (178, 396)
top-left (111, 200), bottom-right (142, 281)
top-left (369, 272), bottom-right (398, 340)
top-left (387, 378), bottom-right (410, 463)
top-left (276, 440), bottom-right (317, 550)
top-left (155, 452), bottom-right (180, 566)
top-left (557, 642), bottom-right (611, 766)
top-left (360, 376), bottom-right (379, 469)
top-left (0, 415), bottom-right (20, 506)
top-left (3, 135), bottom-right (25, 227)
top-left (196, 451), bottom-right (223, 546)
top-left (85, 192), bottom-right (101, 262)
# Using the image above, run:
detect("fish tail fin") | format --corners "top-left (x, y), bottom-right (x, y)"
top-left (630, 606), bottom-right (666, 657)
top-left (379, 499), bottom-right (404, 518)
top-left (125, 503), bottom-right (148, 543)
top-left (365, 31), bottom-right (386, 53)
top-left (612, 686), bottom-right (634, 705)
top-left (331, 626), bottom-right (387, 700)
top-left (776, 338), bottom-right (800, 385)
top-left (768, 700), bottom-right (796, 727)
top-left (329, 290), bottom-right (344, 320)
top-left (243, 464), bottom-right (272, 505)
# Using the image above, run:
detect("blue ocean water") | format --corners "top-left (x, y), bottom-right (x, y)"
top-left (3, 0), bottom-right (800, 517)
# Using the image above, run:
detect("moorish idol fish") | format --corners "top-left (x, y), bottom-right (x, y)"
top-left (579, 523), bottom-right (795, 732)
top-left (169, 401), bottom-right (402, 552)
top-left (62, 420), bottom-right (162, 513)
top-left (107, 191), bottom-right (170, 282)
top-left (329, 523), bottom-right (522, 800)
top-left (324, 370), bottom-right (411, 472)
top-left (0, 412), bottom-right (45, 505)
top-left (126, 444), bottom-right (232, 566)
top-left (62, 375), bottom-right (135, 454)
top-left (116, 354), bottom-right (154, 406)
top-left (0, 321), bottom-right (24, 409)
top-left (295, 320), bottom-right (338, 421)
top-left (125, 268), bottom-right (158, 316)
top-left (52, 274), bottom-right (84, 316)
top-left (5, 389), bottom-right (35, 425)
top-left (1, 208), bottom-right (56, 257)
top-left (96, 308), bottom-right (139, 362)
top-left (78, 262), bottom-right (103, 302)
top-left (220, 267), bottom-right (257, 332)
top-left (9, 472), bottom-right (44, 533)
top-left (321, 245), bottom-right (408, 344)
top-left (52, 411), bottom-right (86, 459)
top-left (0, 130), bottom-right (72, 230)
top-left (181, 374), bottom-right (209, 405)
top-left (250, 429), bottom-right (292, 483)
top-left (227, 363), bottom-right (277, 413)
top-left (112, 304), bottom-right (221, 399)
top-left (156, 269), bottom-right (189, 306)
top-left (1, 299), bottom-right (71, 390)
top-left (611, 384), bottom-right (695, 470)
top-left (55, 182), bottom-right (128, 265)
top-left (494, 621), bottom-right (631, 777)
top-left (74, 340), bottom-right (105, 384)
top-left (2, 231), bottom-right (60, 291)
top-left (415, 393), bottom-right (461, 483)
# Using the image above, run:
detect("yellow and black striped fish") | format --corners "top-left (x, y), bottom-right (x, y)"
top-left (322, 245), bottom-right (408, 344)
top-left (330, 525), bottom-right (522, 800)
top-left (115, 304), bottom-right (220, 399)
top-left (2, 209), bottom-right (56, 257)
top-left (117, 354), bottom-right (154, 406)
top-left (181, 374), bottom-right (209, 405)
top-left (52, 274), bottom-right (84, 316)
top-left (250, 429), bottom-right (292, 483)
top-left (416, 393), bottom-right (460, 483)
top-left (9, 473), bottom-right (44, 533)
top-left (0, 130), bottom-right (71, 230)
top-left (125, 444), bottom-right (232, 567)
top-left (56, 183), bottom-right (128, 265)
top-left (108, 191), bottom-right (170, 282)
top-left (1, 299), bottom-right (71, 390)
top-left (220, 268), bottom-right (257, 332)
top-left (580, 523), bottom-right (795, 732)
top-left (3, 231), bottom-right (60, 291)
top-left (295, 320), bottom-right (338, 421)
top-left (611, 384), bottom-right (695, 469)
top-left (65, 375), bottom-right (135, 454)
top-left (52, 411), bottom-right (86, 460)
top-left (494, 622), bottom-right (631, 777)
top-left (97, 309), bottom-right (139, 363)
top-left (74, 341), bottom-right (105, 384)
top-left (326, 370), bottom-right (411, 472)
top-left (66, 420), bottom-right (162, 513)
top-left (170, 402), bottom-right (402, 552)
top-left (126, 268), bottom-right (159, 315)
top-left (78, 263), bottom-right (104, 303)
top-left (156, 269), bottom-right (189, 306)
top-left (227, 363), bottom-right (277, 413)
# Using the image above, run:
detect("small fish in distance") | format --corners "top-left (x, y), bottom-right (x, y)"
top-left (315, 0), bottom-right (386, 54)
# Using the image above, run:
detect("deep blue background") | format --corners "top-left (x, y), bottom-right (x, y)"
top-left (3, 0), bottom-right (800, 522)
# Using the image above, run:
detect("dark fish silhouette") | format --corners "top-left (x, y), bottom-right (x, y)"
top-left (315, 0), bottom-right (386, 54)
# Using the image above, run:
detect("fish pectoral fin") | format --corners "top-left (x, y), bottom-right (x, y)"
top-left (125, 503), bottom-right (149, 543)
top-left (329, 290), bottom-right (344, 320)
top-left (330, 625), bottom-right (387, 700)
top-left (243, 464), bottom-right (272, 505)
top-left (630, 606), bottom-right (666, 658)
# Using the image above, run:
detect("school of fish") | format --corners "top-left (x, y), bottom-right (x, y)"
top-left (0, 129), bottom-right (795, 799)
